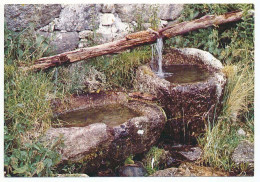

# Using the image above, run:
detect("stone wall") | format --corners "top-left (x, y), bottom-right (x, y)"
top-left (5, 4), bottom-right (183, 54)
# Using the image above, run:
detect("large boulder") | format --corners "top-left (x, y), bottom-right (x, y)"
top-left (4, 4), bottom-right (62, 31)
top-left (45, 92), bottom-right (166, 173)
top-left (135, 48), bottom-right (226, 144)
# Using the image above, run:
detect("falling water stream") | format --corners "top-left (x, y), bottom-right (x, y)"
top-left (155, 37), bottom-right (164, 77)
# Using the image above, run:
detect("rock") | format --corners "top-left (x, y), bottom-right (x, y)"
top-left (57, 173), bottom-right (89, 177)
top-left (79, 30), bottom-right (94, 39)
top-left (114, 4), bottom-right (137, 23)
top-left (4, 4), bottom-right (62, 31)
top-left (38, 31), bottom-right (79, 54)
top-left (237, 128), bottom-right (246, 137)
top-left (178, 147), bottom-right (202, 161)
top-left (114, 4), bottom-right (159, 23)
top-left (118, 164), bottom-right (147, 177)
top-left (158, 4), bottom-right (184, 21)
top-left (78, 39), bottom-right (89, 48)
top-left (45, 123), bottom-right (113, 162)
top-left (150, 163), bottom-right (229, 176)
top-left (135, 48), bottom-right (226, 144)
top-left (142, 23), bottom-right (152, 29)
top-left (54, 4), bottom-right (100, 32)
top-left (159, 20), bottom-right (168, 28)
top-left (97, 169), bottom-right (115, 177)
top-left (100, 13), bottom-right (116, 26)
top-left (96, 16), bottom-right (131, 43)
top-left (101, 4), bottom-right (115, 13)
top-left (45, 92), bottom-right (166, 174)
top-left (232, 141), bottom-right (254, 167)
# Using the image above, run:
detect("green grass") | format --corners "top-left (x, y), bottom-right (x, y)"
top-left (88, 47), bottom-right (151, 89)
top-left (4, 24), bottom-right (61, 177)
top-left (198, 63), bottom-right (254, 173)
top-left (143, 147), bottom-right (166, 175)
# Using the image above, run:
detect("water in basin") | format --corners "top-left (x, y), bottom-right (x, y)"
top-left (53, 104), bottom-right (140, 128)
top-left (161, 65), bottom-right (212, 84)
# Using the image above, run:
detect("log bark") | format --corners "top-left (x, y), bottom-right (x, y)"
top-left (23, 11), bottom-right (244, 71)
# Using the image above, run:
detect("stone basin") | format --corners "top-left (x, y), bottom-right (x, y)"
top-left (135, 48), bottom-right (226, 144)
top-left (45, 92), bottom-right (166, 173)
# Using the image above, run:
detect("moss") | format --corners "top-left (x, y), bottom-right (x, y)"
top-left (143, 147), bottom-right (167, 175)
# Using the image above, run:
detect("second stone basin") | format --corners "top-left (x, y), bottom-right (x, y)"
top-left (135, 48), bottom-right (227, 144)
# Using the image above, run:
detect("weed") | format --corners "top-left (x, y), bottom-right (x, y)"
top-left (88, 47), bottom-right (151, 89)
top-left (4, 24), bottom-right (61, 176)
top-left (142, 147), bottom-right (166, 175)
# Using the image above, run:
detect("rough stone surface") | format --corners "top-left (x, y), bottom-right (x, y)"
top-left (232, 141), bottom-right (254, 167)
top-left (114, 4), bottom-right (154, 23)
top-left (158, 4), bottom-right (184, 21)
top-left (54, 4), bottom-right (101, 32)
top-left (177, 147), bottom-right (202, 161)
top-left (47, 92), bottom-right (166, 173)
top-left (114, 4), bottom-right (137, 23)
top-left (135, 48), bottom-right (226, 144)
top-left (5, 4), bottom-right (184, 50)
top-left (118, 164), bottom-right (147, 177)
top-left (150, 163), bottom-right (229, 176)
top-left (45, 123), bottom-right (113, 162)
top-left (96, 16), bottom-right (131, 43)
top-left (100, 13), bottom-right (116, 26)
top-left (79, 30), bottom-right (93, 39)
top-left (38, 31), bottom-right (79, 54)
top-left (4, 4), bottom-right (62, 31)
top-left (101, 4), bottom-right (115, 13)
top-left (237, 128), bottom-right (246, 136)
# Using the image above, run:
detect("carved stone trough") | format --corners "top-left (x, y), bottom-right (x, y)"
top-left (45, 92), bottom-right (166, 173)
top-left (135, 48), bottom-right (226, 144)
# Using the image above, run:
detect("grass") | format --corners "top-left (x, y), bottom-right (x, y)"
top-left (88, 48), bottom-right (151, 89)
top-left (4, 23), bottom-right (62, 177)
top-left (198, 63), bottom-right (254, 173)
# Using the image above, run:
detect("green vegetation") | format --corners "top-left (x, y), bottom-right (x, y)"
top-left (143, 147), bottom-right (166, 175)
top-left (4, 24), bottom-right (61, 177)
top-left (168, 4), bottom-right (254, 174)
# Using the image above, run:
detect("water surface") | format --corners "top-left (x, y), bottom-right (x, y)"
top-left (53, 104), bottom-right (140, 128)
top-left (161, 65), bottom-right (212, 84)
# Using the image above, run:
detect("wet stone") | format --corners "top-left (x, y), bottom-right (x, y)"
top-left (118, 164), bottom-right (147, 177)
